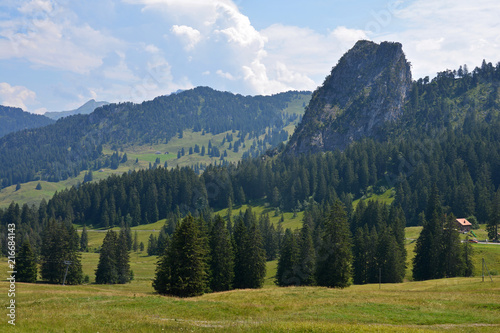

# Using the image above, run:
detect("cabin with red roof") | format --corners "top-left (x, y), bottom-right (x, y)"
top-left (455, 218), bottom-right (472, 233)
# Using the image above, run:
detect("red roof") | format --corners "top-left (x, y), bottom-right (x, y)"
top-left (456, 218), bottom-right (472, 226)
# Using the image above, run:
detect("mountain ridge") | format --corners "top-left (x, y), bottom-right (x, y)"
top-left (0, 105), bottom-right (55, 138)
top-left (44, 99), bottom-right (109, 120)
top-left (287, 40), bottom-right (412, 154)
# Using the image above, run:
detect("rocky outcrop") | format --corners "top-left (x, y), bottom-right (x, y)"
top-left (287, 40), bottom-right (412, 154)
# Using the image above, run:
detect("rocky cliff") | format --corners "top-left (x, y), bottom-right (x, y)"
top-left (287, 40), bottom-right (412, 154)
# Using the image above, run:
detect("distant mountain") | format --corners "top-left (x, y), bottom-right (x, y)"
top-left (44, 99), bottom-right (109, 120)
top-left (287, 40), bottom-right (412, 154)
top-left (0, 105), bottom-right (54, 138)
top-left (0, 87), bottom-right (310, 188)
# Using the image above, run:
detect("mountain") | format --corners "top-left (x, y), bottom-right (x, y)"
top-left (0, 87), bottom-right (310, 188)
top-left (287, 40), bottom-right (412, 154)
top-left (0, 105), bottom-right (54, 138)
top-left (44, 99), bottom-right (109, 120)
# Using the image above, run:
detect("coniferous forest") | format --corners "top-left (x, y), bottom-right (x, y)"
top-left (1, 59), bottom-right (500, 293)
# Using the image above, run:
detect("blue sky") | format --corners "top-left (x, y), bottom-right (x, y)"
top-left (0, 0), bottom-right (499, 113)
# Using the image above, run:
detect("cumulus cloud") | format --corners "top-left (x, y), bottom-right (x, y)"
top-left (0, 0), bottom-right (122, 74)
top-left (124, 0), bottom-right (370, 95)
top-left (383, 0), bottom-right (500, 79)
top-left (0, 82), bottom-right (37, 111)
top-left (171, 25), bottom-right (201, 50)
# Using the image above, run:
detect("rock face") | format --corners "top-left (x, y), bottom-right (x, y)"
top-left (287, 40), bottom-right (412, 154)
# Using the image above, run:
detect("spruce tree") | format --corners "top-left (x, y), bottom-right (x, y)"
top-left (209, 215), bottom-right (234, 292)
top-left (95, 230), bottom-right (118, 284)
top-left (41, 219), bottom-right (83, 285)
top-left (487, 189), bottom-right (500, 241)
top-left (233, 217), bottom-right (266, 289)
top-left (80, 225), bottom-right (88, 252)
top-left (296, 222), bottom-right (316, 286)
top-left (16, 239), bottom-right (38, 283)
top-left (116, 229), bottom-right (131, 283)
top-left (413, 186), bottom-right (443, 281)
top-left (439, 214), bottom-right (464, 278)
top-left (276, 229), bottom-right (299, 286)
top-left (316, 200), bottom-right (352, 288)
top-left (153, 215), bottom-right (209, 297)
top-left (133, 231), bottom-right (139, 252)
top-left (462, 236), bottom-right (475, 277)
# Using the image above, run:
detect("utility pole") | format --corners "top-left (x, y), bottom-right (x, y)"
top-left (62, 261), bottom-right (72, 285)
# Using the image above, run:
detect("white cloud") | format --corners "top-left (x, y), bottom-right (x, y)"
top-left (216, 69), bottom-right (236, 80)
top-left (383, 0), bottom-right (500, 79)
top-left (0, 82), bottom-right (37, 111)
top-left (0, 0), bottom-right (122, 74)
top-left (103, 55), bottom-right (139, 82)
top-left (171, 25), bottom-right (201, 50)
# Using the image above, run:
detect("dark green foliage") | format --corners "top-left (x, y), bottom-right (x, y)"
top-left (296, 223), bottom-right (316, 286)
top-left (487, 189), bottom-right (500, 241)
top-left (95, 228), bottom-right (131, 284)
top-left (209, 215), bottom-right (234, 292)
top-left (413, 187), bottom-right (469, 280)
top-left (153, 215), bottom-right (209, 297)
top-left (40, 219), bottom-right (83, 285)
top-left (116, 229), bottom-right (131, 284)
top-left (147, 234), bottom-right (158, 256)
top-left (352, 202), bottom-right (406, 284)
top-left (413, 186), bottom-right (443, 281)
top-left (80, 225), bottom-right (88, 252)
top-left (0, 105), bottom-right (54, 138)
top-left (133, 231), bottom-right (139, 252)
top-left (16, 239), bottom-right (38, 283)
top-left (275, 229), bottom-right (299, 286)
top-left (95, 230), bottom-right (118, 284)
top-left (233, 215), bottom-right (266, 289)
top-left (462, 237), bottom-right (475, 277)
top-left (439, 214), bottom-right (464, 278)
top-left (139, 242), bottom-right (144, 252)
top-left (35, 182), bottom-right (42, 190)
top-left (316, 200), bottom-right (352, 288)
top-left (0, 88), bottom-right (309, 188)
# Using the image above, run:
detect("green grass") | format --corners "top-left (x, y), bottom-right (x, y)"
top-left (2, 221), bottom-right (500, 332)
top-left (353, 188), bottom-right (395, 209)
top-left (215, 203), bottom-right (304, 230)
top-left (2, 274), bottom-right (499, 332)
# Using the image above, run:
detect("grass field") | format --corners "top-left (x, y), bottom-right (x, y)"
top-left (2, 222), bottom-right (500, 332)
top-left (1, 274), bottom-right (499, 332)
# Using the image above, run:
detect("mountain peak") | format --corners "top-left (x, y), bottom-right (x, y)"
top-left (287, 40), bottom-right (411, 154)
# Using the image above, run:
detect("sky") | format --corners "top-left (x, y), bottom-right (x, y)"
top-left (0, 0), bottom-right (499, 114)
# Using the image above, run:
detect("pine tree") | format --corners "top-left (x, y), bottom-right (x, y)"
top-left (316, 200), bottom-right (352, 288)
top-left (413, 186), bottom-right (443, 281)
top-left (16, 239), bottom-right (38, 283)
top-left (80, 224), bottom-right (88, 252)
top-left (462, 236), bottom-right (475, 277)
top-left (209, 215), bottom-right (234, 292)
top-left (439, 214), bottom-right (464, 278)
top-left (487, 189), bottom-right (500, 241)
top-left (95, 230), bottom-right (118, 284)
top-left (296, 223), bottom-right (316, 286)
top-left (116, 229), bottom-right (131, 283)
top-left (147, 234), bottom-right (157, 256)
top-left (233, 217), bottom-right (266, 289)
top-left (133, 231), bottom-right (139, 252)
top-left (41, 219), bottom-right (83, 285)
top-left (276, 229), bottom-right (299, 286)
top-left (153, 215), bottom-right (209, 297)
top-left (139, 242), bottom-right (144, 252)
